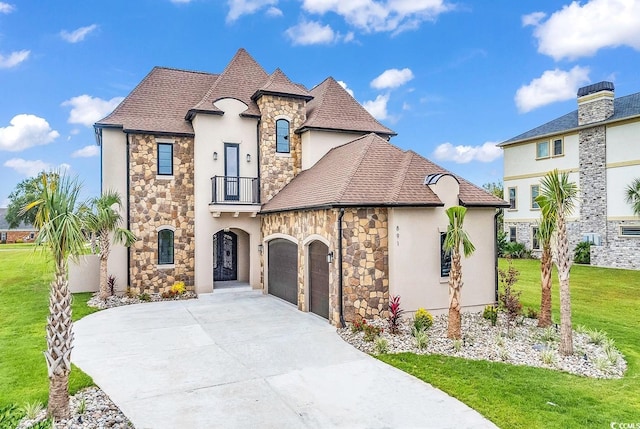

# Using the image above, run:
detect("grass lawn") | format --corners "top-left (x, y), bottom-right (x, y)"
top-left (0, 245), bottom-right (99, 408)
top-left (379, 258), bottom-right (640, 429)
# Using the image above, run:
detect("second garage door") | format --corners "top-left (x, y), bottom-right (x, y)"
top-left (268, 239), bottom-right (298, 305)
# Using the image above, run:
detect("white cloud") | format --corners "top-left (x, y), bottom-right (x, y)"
top-left (343, 31), bottom-right (355, 42)
top-left (337, 80), bottom-right (354, 97)
top-left (402, 102), bottom-right (411, 110)
top-left (266, 6), bottom-right (283, 16)
top-left (515, 66), bottom-right (590, 113)
top-left (433, 142), bottom-right (502, 164)
top-left (0, 2), bottom-right (15, 13)
top-left (60, 24), bottom-right (98, 43)
top-left (362, 93), bottom-right (389, 120)
top-left (285, 20), bottom-right (337, 45)
top-left (521, 11), bottom-right (545, 27)
top-left (62, 95), bottom-right (124, 127)
top-left (525, 0), bottom-right (640, 60)
top-left (3, 158), bottom-right (70, 177)
top-left (301, 0), bottom-right (451, 34)
top-left (71, 145), bottom-right (99, 158)
top-left (370, 68), bottom-right (414, 89)
top-left (0, 114), bottom-right (59, 152)
top-left (227, 0), bottom-right (278, 22)
top-left (0, 50), bottom-right (30, 69)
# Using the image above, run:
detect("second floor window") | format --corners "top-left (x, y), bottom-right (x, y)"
top-left (536, 141), bottom-right (549, 159)
top-left (531, 185), bottom-right (540, 209)
top-left (553, 139), bottom-right (564, 156)
top-left (508, 187), bottom-right (517, 210)
top-left (158, 143), bottom-right (173, 175)
top-left (276, 119), bottom-right (290, 153)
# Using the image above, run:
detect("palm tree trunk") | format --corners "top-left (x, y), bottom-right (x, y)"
top-left (45, 262), bottom-right (73, 419)
top-left (556, 214), bottom-right (573, 355)
top-left (448, 252), bottom-right (462, 339)
top-left (99, 233), bottom-right (110, 300)
top-left (538, 245), bottom-right (553, 327)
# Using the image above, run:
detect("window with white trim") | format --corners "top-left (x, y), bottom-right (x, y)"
top-left (553, 139), bottom-right (564, 156)
top-left (509, 226), bottom-right (517, 243)
top-left (532, 226), bottom-right (540, 250)
top-left (531, 185), bottom-right (540, 210)
top-left (620, 226), bottom-right (640, 237)
top-left (536, 141), bottom-right (549, 159)
top-left (157, 143), bottom-right (173, 175)
top-left (276, 119), bottom-right (290, 153)
top-left (508, 187), bottom-right (517, 210)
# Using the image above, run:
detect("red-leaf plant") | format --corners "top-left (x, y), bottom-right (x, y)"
top-left (388, 295), bottom-right (405, 334)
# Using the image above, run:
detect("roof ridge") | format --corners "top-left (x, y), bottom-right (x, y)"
top-left (388, 150), bottom-right (414, 203)
top-left (153, 66), bottom-right (218, 76)
top-left (335, 134), bottom-right (376, 202)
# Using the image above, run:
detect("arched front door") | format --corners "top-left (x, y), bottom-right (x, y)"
top-left (309, 241), bottom-right (329, 319)
top-left (268, 239), bottom-right (298, 305)
top-left (213, 230), bottom-right (237, 281)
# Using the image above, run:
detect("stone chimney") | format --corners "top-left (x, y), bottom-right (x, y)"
top-left (577, 81), bottom-right (614, 126)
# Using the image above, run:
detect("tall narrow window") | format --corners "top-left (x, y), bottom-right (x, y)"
top-left (276, 119), bottom-right (290, 153)
top-left (531, 185), bottom-right (540, 209)
top-left (158, 229), bottom-right (174, 265)
top-left (508, 187), bottom-right (517, 210)
top-left (532, 226), bottom-right (540, 250)
top-left (440, 232), bottom-right (451, 277)
top-left (509, 226), bottom-right (517, 243)
top-left (553, 139), bottom-right (564, 156)
top-left (157, 143), bottom-right (173, 175)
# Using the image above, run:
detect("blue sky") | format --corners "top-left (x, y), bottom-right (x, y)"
top-left (1, 0), bottom-right (639, 205)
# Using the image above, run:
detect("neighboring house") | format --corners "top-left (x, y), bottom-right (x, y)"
top-left (500, 82), bottom-right (640, 269)
top-left (0, 208), bottom-right (38, 244)
top-left (95, 49), bottom-right (506, 326)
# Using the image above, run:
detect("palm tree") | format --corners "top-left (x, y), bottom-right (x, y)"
top-left (535, 195), bottom-right (555, 328)
top-left (443, 206), bottom-right (475, 339)
top-left (539, 169), bottom-right (578, 355)
top-left (625, 178), bottom-right (640, 216)
top-left (23, 173), bottom-right (87, 419)
top-left (85, 190), bottom-right (136, 300)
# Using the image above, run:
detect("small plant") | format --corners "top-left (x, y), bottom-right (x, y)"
top-left (125, 287), bottom-right (135, 298)
top-left (452, 339), bottom-right (463, 352)
top-left (525, 306), bottom-right (538, 319)
top-left (495, 335), bottom-right (505, 347)
top-left (482, 305), bottom-right (498, 326)
top-left (362, 323), bottom-right (382, 342)
top-left (413, 308), bottom-right (433, 332)
top-left (21, 401), bottom-right (44, 420)
top-left (499, 348), bottom-right (509, 361)
top-left (387, 295), bottom-right (405, 334)
top-left (541, 348), bottom-right (557, 365)
top-left (351, 317), bottom-right (367, 333)
top-left (539, 326), bottom-right (558, 342)
top-left (574, 324), bottom-right (588, 334)
top-left (374, 336), bottom-right (389, 354)
top-left (107, 275), bottom-right (117, 296)
top-left (170, 281), bottom-right (186, 295)
top-left (412, 326), bottom-right (429, 350)
top-left (138, 292), bottom-right (151, 302)
top-left (586, 328), bottom-right (608, 345)
top-left (77, 397), bottom-right (87, 415)
top-left (498, 259), bottom-right (522, 327)
top-left (603, 338), bottom-right (620, 365)
top-left (574, 241), bottom-right (591, 264)
top-left (594, 356), bottom-right (611, 372)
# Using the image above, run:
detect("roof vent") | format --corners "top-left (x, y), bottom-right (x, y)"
top-left (577, 81), bottom-right (614, 97)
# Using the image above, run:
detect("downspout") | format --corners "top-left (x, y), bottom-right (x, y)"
top-left (494, 210), bottom-right (499, 303)
top-left (126, 133), bottom-right (131, 290)
top-left (338, 208), bottom-right (345, 328)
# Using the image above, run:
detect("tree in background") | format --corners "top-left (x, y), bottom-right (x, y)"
top-left (5, 172), bottom-right (59, 228)
top-left (625, 178), bottom-right (640, 216)
top-left (483, 181), bottom-right (507, 254)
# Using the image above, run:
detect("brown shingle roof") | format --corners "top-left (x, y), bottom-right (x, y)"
top-left (189, 48), bottom-right (269, 118)
top-left (298, 77), bottom-right (396, 136)
top-left (261, 133), bottom-right (507, 213)
top-left (96, 67), bottom-right (218, 135)
top-left (252, 68), bottom-right (313, 101)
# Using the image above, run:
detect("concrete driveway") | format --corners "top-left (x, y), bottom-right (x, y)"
top-left (73, 290), bottom-right (498, 429)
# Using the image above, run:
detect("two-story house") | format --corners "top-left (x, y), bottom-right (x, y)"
top-left (95, 49), bottom-right (506, 326)
top-left (500, 82), bottom-right (640, 269)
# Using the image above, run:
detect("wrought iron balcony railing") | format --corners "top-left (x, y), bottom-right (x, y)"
top-left (211, 176), bottom-right (260, 205)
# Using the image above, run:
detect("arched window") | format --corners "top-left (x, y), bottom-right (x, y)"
top-left (158, 229), bottom-right (174, 265)
top-left (276, 119), bottom-right (290, 153)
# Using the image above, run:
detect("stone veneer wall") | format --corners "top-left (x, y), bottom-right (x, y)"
top-left (504, 221), bottom-right (581, 258)
top-left (342, 208), bottom-right (389, 321)
top-left (128, 134), bottom-right (195, 294)
top-left (256, 95), bottom-right (305, 203)
top-left (591, 220), bottom-right (640, 269)
top-left (579, 125), bottom-right (607, 244)
top-left (261, 209), bottom-right (339, 323)
top-left (578, 96), bottom-right (614, 125)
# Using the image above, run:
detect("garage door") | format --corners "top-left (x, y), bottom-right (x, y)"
top-left (309, 241), bottom-right (330, 319)
top-left (268, 239), bottom-right (298, 305)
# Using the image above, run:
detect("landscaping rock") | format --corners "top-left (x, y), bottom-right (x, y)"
top-left (87, 291), bottom-right (197, 310)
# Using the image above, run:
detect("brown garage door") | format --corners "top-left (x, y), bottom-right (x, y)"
top-left (268, 239), bottom-right (298, 305)
top-left (309, 241), bottom-right (329, 319)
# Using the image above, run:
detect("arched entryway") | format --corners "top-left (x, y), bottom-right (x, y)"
top-left (267, 238), bottom-right (298, 305)
top-left (309, 241), bottom-right (329, 319)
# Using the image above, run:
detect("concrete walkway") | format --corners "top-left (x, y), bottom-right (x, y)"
top-left (73, 290), bottom-right (498, 429)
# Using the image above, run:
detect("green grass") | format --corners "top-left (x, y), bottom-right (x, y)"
top-left (379, 258), bottom-right (640, 429)
top-left (0, 246), bottom-right (99, 407)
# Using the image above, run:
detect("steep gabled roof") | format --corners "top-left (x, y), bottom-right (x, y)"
top-left (189, 48), bottom-right (269, 118)
top-left (261, 133), bottom-right (505, 213)
top-left (96, 67), bottom-right (218, 135)
top-left (299, 77), bottom-right (396, 136)
top-left (252, 68), bottom-right (312, 101)
top-left (501, 91), bottom-right (640, 146)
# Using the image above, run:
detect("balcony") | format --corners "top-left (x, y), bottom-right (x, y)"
top-left (209, 176), bottom-right (260, 218)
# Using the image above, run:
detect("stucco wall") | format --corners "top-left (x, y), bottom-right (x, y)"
top-left (69, 254), bottom-right (100, 293)
top-left (300, 130), bottom-right (365, 170)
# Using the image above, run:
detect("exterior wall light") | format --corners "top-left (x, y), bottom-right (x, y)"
top-left (213, 151), bottom-right (218, 161)
top-left (246, 154), bottom-right (251, 162)
top-left (258, 244), bottom-right (263, 254)
top-left (327, 251), bottom-right (334, 264)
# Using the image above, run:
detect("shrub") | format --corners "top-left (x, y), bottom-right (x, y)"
top-left (388, 295), bottom-right (404, 334)
top-left (138, 293), bottom-right (151, 302)
top-left (541, 349), bottom-right (557, 365)
top-left (482, 305), bottom-right (498, 326)
top-left (374, 336), bottom-right (389, 354)
top-left (77, 397), bottom-right (87, 415)
top-left (452, 339), bottom-right (463, 352)
top-left (411, 326), bottom-right (429, 350)
top-left (107, 275), bottom-right (116, 296)
top-left (170, 281), bottom-right (186, 295)
top-left (14, 239), bottom-right (23, 244)
top-left (594, 356), bottom-right (611, 372)
top-left (413, 308), bottom-right (433, 332)
top-left (539, 326), bottom-right (558, 342)
top-left (498, 259), bottom-right (522, 326)
top-left (351, 317), bottom-right (367, 333)
top-left (574, 241), bottom-right (591, 264)
top-left (499, 348), bottom-right (509, 361)
top-left (363, 323), bottom-right (382, 342)
top-left (586, 328), bottom-right (608, 345)
top-left (501, 241), bottom-right (532, 259)
top-left (0, 405), bottom-right (23, 428)
top-left (21, 401), bottom-right (43, 420)
top-left (525, 306), bottom-right (538, 319)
